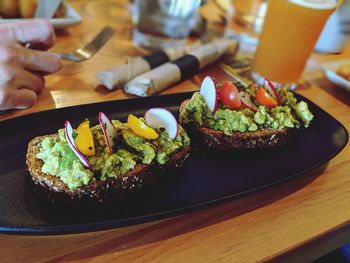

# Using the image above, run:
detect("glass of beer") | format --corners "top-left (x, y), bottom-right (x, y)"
top-left (251, 0), bottom-right (338, 87)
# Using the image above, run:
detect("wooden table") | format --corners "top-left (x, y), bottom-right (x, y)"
top-left (1, 1), bottom-right (350, 262)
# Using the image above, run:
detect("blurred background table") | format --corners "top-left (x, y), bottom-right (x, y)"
top-left (1, 0), bottom-right (350, 262)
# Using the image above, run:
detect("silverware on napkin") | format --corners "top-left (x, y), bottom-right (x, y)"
top-left (96, 46), bottom-right (188, 90)
top-left (124, 38), bottom-right (239, 97)
top-left (96, 29), bottom-right (222, 90)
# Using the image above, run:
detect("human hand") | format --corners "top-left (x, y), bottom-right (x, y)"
top-left (0, 19), bottom-right (62, 111)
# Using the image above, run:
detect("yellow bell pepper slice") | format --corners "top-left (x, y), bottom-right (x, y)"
top-left (127, 114), bottom-right (159, 139)
top-left (75, 121), bottom-right (95, 156)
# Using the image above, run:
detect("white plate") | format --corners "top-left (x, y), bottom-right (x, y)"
top-left (0, 2), bottom-right (82, 29)
top-left (323, 59), bottom-right (350, 92)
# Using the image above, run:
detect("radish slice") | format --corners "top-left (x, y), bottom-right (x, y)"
top-left (144, 108), bottom-right (178, 139)
top-left (200, 76), bottom-right (218, 113)
top-left (65, 121), bottom-right (91, 169)
top-left (264, 78), bottom-right (281, 105)
top-left (99, 112), bottom-right (117, 154)
top-left (240, 91), bottom-right (258, 112)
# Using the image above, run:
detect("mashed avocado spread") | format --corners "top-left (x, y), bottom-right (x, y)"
top-left (36, 119), bottom-right (190, 190)
top-left (179, 87), bottom-right (313, 135)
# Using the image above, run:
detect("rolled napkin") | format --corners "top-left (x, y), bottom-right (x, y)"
top-left (124, 38), bottom-right (239, 97)
top-left (96, 45), bottom-right (198, 90)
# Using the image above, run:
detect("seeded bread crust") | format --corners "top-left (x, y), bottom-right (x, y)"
top-left (180, 100), bottom-right (296, 150)
top-left (26, 134), bottom-right (191, 204)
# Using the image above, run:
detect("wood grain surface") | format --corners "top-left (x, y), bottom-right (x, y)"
top-left (1, 0), bottom-right (350, 262)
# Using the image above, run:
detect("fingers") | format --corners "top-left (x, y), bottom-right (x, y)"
top-left (0, 68), bottom-right (43, 110)
top-left (0, 62), bottom-right (45, 92)
top-left (10, 89), bottom-right (37, 109)
top-left (0, 88), bottom-right (37, 110)
top-left (0, 20), bottom-right (58, 111)
top-left (19, 48), bottom-right (62, 73)
top-left (0, 44), bottom-right (61, 74)
top-left (5, 19), bottom-right (56, 49)
top-left (14, 69), bottom-right (45, 94)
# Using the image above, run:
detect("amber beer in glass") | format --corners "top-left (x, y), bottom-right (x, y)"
top-left (252, 0), bottom-right (337, 85)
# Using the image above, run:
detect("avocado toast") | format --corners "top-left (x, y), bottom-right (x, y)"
top-left (26, 110), bottom-right (191, 204)
top-left (179, 76), bottom-right (313, 149)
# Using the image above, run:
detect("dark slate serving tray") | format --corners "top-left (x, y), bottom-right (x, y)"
top-left (0, 92), bottom-right (348, 235)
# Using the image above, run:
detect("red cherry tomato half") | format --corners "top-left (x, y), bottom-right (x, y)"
top-left (219, 81), bottom-right (241, 109)
top-left (256, 87), bottom-right (278, 107)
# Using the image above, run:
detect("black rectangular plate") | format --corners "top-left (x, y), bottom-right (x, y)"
top-left (0, 92), bottom-right (348, 235)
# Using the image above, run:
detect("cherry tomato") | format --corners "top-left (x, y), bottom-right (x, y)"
top-left (219, 81), bottom-right (241, 109)
top-left (256, 87), bottom-right (278, 107)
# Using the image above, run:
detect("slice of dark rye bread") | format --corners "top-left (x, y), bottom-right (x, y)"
top-left (26, 134), bottom-right (191, 204)
top-left (180, 100), bottom-right (296, 150)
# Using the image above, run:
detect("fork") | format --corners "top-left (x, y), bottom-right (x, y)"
top-left (59, 26), bottom-right (115, 62)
